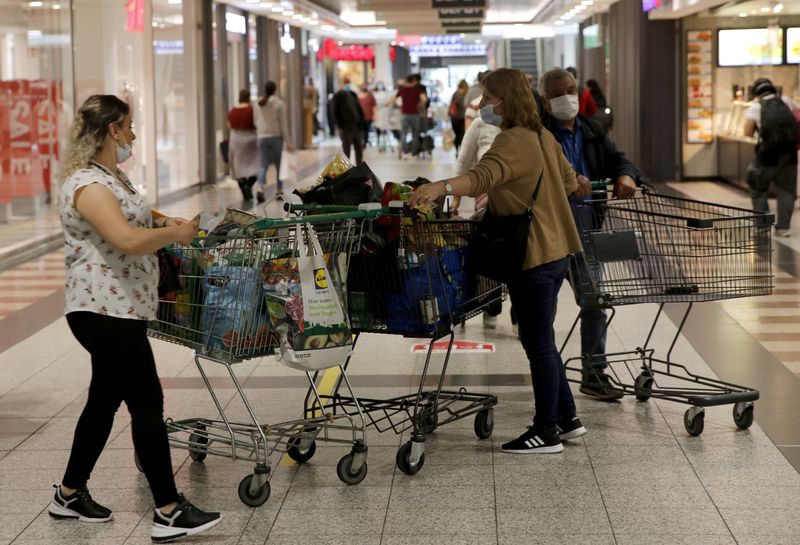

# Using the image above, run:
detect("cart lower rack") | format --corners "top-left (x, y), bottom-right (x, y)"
top-left (287, 204), bottom-right (504, 474)
top-left (562, 188), bottom-right (771, 435)
top-left (147, 212), bottom-right (373, 505)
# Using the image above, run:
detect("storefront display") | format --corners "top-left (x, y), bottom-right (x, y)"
top-left (686, 30), bottom-right (713, 144)
top-left (786, 27), bottom-right (800, 64)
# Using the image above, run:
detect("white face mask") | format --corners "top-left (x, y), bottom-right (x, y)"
top-left (548, 94), bottom-right (580, 121)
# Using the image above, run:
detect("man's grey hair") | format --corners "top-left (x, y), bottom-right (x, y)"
top-left (539, 67), bottom-right (576, 99)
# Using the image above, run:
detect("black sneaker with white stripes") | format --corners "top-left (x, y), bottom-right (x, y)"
top-left (48, 485), bottom-right (113, 523)
top-left (557, 416), bottom-right (588, 441)
top-left (501, 427), bottom-right (563, 454)
top-left (151, 494), bottom-right (221, 543)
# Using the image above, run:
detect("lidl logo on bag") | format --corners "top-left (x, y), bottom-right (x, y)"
top-left (313, 268), bottom-right (328, 290)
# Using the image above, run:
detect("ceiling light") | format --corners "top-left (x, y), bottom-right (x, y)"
top-left (168, 0), bottom-right (181, 4)
top-left (259, 2), bottom-right (273, 6)
top-left (581, 0), bottom-right (594, 4)
top-left (28, 1), bottom-right (43, 6)
top-left (271, 6), bottom-right (283, 12)
top-left (773, 3), bottom-right (783, 12)
top-left (52, 3), bottom-right (61, 8)
top-left (283, 10), bottom-right (294, 16)
top-left (247, 0), bottom-right (259, 3)
top-left (320, 23), bottom-right (335, 31)
top-left (308, 20), bottom-right (318, 25)
top-left (759, 6), bottom-right (770, 11)
top-left (292, 14), bottom-right (302, 19)
top-left (738, 11), bottom-right (747, 16)
top-left (554, 19), bottom-right (565, 24)
top-left (474, 38), bottom-right (482, 44)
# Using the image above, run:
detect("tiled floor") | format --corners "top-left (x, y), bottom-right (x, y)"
top-left (2, 145), bottom-right (800, 544)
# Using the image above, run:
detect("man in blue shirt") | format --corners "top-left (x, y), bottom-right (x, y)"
top-left (539, 67), bottom-right (641, 401)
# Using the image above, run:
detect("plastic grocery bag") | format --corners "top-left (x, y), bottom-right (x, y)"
top-left (264, 224), bottom-right (352, 371)
top-left (279, 151), bottom-right (298, 186)
top-left (201, 265), bottom-right (270, 355)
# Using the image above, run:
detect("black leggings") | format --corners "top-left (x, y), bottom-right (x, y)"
top-left (63, 312), bottom-right (179, 507)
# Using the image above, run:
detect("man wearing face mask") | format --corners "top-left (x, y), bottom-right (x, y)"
top-left (539, 67), bottom-right (641, 401)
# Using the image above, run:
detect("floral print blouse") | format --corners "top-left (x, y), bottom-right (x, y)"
top-left (60, 161), bottom-right (158, 320)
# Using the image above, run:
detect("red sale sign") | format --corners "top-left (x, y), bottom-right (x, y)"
top-left (411, 340), bottom-right (496, 354)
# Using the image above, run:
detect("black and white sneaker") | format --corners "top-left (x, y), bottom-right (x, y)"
top-left (48, 485), bottom-right (113, 523)
top-left (151, 495), bottom-right (221, 543)
top-left (501, 427), bottom-right (563, 454)
top-left (557, 416), bottom-right (588, 441)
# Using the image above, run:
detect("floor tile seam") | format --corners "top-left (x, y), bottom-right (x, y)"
top-left (490, 432), bottom-right (499, 545)
top-left (262, 463), bottom-right (299, 543)
top-left (378, 443), bottom-right (400, 545)
top-left (583, 437), bottom-right (619, 545)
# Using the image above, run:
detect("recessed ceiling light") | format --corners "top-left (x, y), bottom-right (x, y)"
top-left (759, 6), bottom-right (770, 11)
top-left (555, 20), bottom-right (565, 24)
top-left (292, 14), bottom-right (302, 19)
top-left (259, 2), bottom-right (273, 6)
top-left (321, 23), bottom-right (335, 31)
top-left (28, 1), bottom-right (43, 6)
top-left (271, 6), bottom-right (283, 12)
top-left (52, 3), bottom-right (61, 8)
top-left (738, 12), bottom-right (747, 16)
top-left (283, 10), bottom-right (294, 16)
top-left (773, 3), bottom-right (783, 12)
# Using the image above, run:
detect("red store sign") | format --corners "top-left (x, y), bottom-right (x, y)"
top-left (318, 39), bottom-right (375, 62)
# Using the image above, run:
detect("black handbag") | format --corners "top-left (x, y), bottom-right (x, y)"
top-left (471, 135), bottom-right (545, 284)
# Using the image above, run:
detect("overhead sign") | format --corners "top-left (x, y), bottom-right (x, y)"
top-left (411, 340), bottom-right (496, 354)
top-left (441, 20), bottom-right (482, 27)
top-left (438, 7), bottom-right (484, 18)
top-left (280, 23), bottom-right (295, 53)
top-left (225, 12), bottom-right (247, 35)
top-left (408, 42), bottom-right (486, 56)
top-left (432, 0), bottom-right (485, 8)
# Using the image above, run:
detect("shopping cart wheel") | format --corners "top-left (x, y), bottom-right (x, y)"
top-left (188, 427), bottom-right (208, 463)
top-left (336, 453), bottom-right (368, 485)
top-left (396, 441), bottom-right (425, 475)
top-left (473, 409), bottom-right (494, 440)
top-left (238, 474), bottom-right (271, 507)
top-left (684, 407), bottom-right (705, 436)
top-left (287, 437), bottom-right (317, 464)
top-left (634, 373), bottom-right (654, 402)
top-left (732, 402), bottom-right (754, 430)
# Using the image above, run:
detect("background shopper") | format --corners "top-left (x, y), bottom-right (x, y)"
top-left (395, 74), bottom-right (427, 158)
top-left (255, 80), bottom-right (293, 202)
top-left (358, 84), bottom-right (377, 148)
top-left (53, 94), bottom-right (220, 543)
top-left (332, 78), bottom-right (366, 165)
top-left (227, 89), bottom-right (259, 201)
top-left (449, 79), bottom-right (469, 158)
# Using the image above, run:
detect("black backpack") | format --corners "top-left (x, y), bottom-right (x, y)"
top-left (758, 97), bottom-right (798, 166)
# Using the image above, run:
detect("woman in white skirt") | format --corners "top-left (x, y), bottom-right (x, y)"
top-left (227, 89), bottom-right (260, 200)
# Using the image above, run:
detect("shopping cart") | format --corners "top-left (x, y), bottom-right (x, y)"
top-left (286, 203), bottom-right (505, 475)
top-left (562, 185), bottom-right (772, 435)
top-left (147, 211), bottom-right (373, 506)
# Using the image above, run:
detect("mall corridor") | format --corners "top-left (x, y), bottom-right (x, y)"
top-left (2, 143), bottom-right (800, 545)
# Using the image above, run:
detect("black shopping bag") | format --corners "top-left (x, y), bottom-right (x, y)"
top-left (295, 162), bottom-right (382, 205)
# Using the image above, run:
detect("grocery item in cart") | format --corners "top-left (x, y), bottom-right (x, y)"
top-left (296, 161), bottom-right (383, 206)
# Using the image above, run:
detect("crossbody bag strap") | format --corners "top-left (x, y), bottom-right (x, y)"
top-left (527, 131), bottom-right (546, 212)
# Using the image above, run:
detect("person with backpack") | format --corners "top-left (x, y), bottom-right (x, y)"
top-left (745, 78), bottom-right (798, 237)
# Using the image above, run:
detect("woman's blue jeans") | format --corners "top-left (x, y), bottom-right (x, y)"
top-left (256, 136), bottom-right (284, 190)
top-left (507, 256), bottom-right (576, 433)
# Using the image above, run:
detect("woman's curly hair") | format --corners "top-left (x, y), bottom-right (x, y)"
top-left (60, 95), bottom-right (129, 182)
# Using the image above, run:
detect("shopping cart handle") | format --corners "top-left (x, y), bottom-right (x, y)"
top-left (590, 179), bottom-right (613, 189)
top-left (284, 203), bottom-right (384, 214)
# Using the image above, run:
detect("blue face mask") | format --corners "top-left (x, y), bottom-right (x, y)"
top-left (343, 84), bottom-right (352, 92)
top-left (479, 101), bottom-right (503, 127)
top-left (115, 135), bottom-right (132, 164)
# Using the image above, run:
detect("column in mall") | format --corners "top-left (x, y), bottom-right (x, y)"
top-left (286, 25), bottom-right (303, 151)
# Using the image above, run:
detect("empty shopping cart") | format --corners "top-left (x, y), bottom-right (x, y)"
top-left (562, 185), bottom-right (772, 435)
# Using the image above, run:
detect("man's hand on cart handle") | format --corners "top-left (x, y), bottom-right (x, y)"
top-left (572, 175), bottom-right (592, 199)
top-left (613, 176), bottom-right (637, 199)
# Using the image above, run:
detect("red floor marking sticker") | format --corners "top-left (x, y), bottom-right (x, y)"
top-left (410, 340), bottom-right (496, 354)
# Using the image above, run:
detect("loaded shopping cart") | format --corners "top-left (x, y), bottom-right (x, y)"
top-left (146, 211), bottom-right (373, 506)
top-left (286, 203), bottom-right (505, 475)
top-left (562, 185), bottom-right (772, 435)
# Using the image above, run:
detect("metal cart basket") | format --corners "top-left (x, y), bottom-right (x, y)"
top-left (287, 204), bottom-right (505, 475)
top-left (147, 212), bottom-right (371, 506)
top-left (563, 187), bottom-right (772, 435)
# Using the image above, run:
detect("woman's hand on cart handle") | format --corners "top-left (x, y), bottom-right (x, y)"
top-left (174, 220), bottom-right (199, 245)
top-left (408, 181), bottom-right (447, 208)
top-left (572, 175), bottom-right (593, 199)
top-left (613, 176), bottom-right (637, 199)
